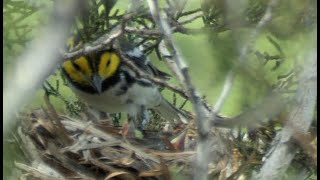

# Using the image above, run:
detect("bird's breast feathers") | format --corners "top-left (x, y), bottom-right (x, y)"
top-left (71, 79), bottom-right (162, 114)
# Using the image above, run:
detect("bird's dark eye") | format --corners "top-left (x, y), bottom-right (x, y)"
top-left (106, 60), bottom-right (111, 67)
top-left (73, 63), bottom-right (81, 70)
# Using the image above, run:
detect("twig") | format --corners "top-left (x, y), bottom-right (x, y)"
top-left (211, 93), bottom-right (286, 128)
top-left (266, 35), bottom-right (284, 57)
top-left (15, 162), bottom-right (65, 180)
top-left (61, 119), bottom-right (162, 164)
top-left (146, 1), bottom-right (216, 179)
top-left (178, 8), bottom-right (202, 17)
top-left (116, 50), bottom-right (189, 99)
top-left (124, 26), bottom-right (162, 36)
top-left (212, 0), bottom-right (278, 114)
top-left (178, 11), bottom-right (203, 25)
top-left (62, 9), bottom-right (215, 62)
top-left (254, 48), bottom-right (317, 179)
top-left (16, 127), bottom-right (43, 163)
top-left (43, 93), bottom-right (73, 146)
top-left (4, 0), bottom-right (86, 135)
top-left (63, 27), bottom-right (123, 59)
top-left (63, 10), bottom-right (150, 59)
top-left (46, 142), bottom-right (97, 179)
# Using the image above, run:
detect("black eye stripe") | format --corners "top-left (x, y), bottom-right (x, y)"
top-left (106, 60), bottom-right (111, 67)
top-left (73, 63), bottom-right (81, 70)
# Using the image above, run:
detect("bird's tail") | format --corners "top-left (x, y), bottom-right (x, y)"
top-left (153, 99), bottom-right (191, 124)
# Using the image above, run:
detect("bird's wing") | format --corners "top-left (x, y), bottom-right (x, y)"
top-left (119, 41), bottom-right (171, 80)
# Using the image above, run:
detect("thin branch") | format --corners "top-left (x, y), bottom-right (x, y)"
top-left (63, 11), bottom-right (150, 59)
top-left (146, 1), bottom-right (216, 179)
top-left (15, 162), bottom-right (65, 180)
top-left (63, 26), bottom-right (123, 59)
top-left (124, 26), bottom-right (162, 36)
top-left (43, 93), bottom-right (73, 146)
top-left (178, 8), bottom-right (202, 17)
top-left (116, 49), bottom-right (189, 99)
top-left (3, 0), bottom-right (86, 135)
top-left (254, 50), bottom-right (317, 179)
top-left (178, 11), bottom-right (203, 25)
top-left (212, 0), bottom-right (278, 114)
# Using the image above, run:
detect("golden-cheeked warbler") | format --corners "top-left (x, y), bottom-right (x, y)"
top-left (61, 41), bottom-right (189, 130)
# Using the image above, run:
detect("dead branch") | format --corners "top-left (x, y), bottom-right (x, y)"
top-left (146, 1), bottom-right (223, 179)
top-left (254, 49), bottom-right (317, 179)
top-left (4, 0), bottom-right (87, 135)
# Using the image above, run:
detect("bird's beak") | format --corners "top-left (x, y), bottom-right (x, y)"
top-left (91, 74), bottom-right (103, 94)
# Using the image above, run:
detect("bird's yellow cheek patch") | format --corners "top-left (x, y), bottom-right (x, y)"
top-left (99, 52), bottom-right (120, 79)
top-left (74, 56), bottom-right (92, 77)
top-left (62, 60), bottom-right (91, 85)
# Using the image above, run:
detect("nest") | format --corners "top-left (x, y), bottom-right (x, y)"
top-left (15, 106), bottom-right (208, 180)
top-left (16, 100), bottom-right (307, 179)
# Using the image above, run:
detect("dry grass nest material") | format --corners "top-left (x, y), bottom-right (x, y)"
top-left (15, 107), bottom-right (208, 180)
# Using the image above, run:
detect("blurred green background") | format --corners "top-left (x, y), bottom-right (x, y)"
top-left (3, 0), bottom-right (316, 179)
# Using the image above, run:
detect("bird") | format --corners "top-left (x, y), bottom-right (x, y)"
top-left (61, 43), bottom-right (190, 131)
